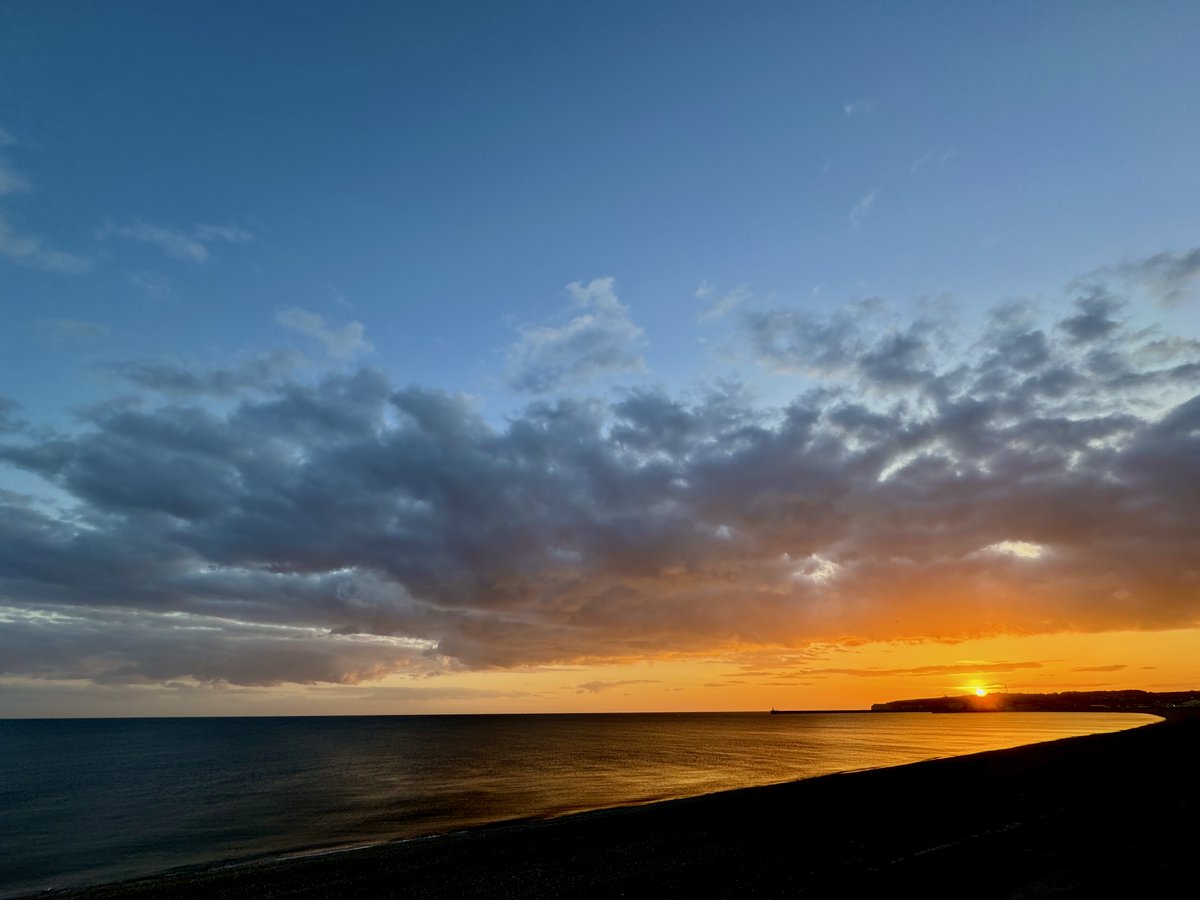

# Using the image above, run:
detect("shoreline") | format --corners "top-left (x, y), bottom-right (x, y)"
top-left (26, 711), bottom-right (1198, 899)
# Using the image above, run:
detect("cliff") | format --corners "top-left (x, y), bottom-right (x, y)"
top-left (871, 689), bottom-right (1200, 713)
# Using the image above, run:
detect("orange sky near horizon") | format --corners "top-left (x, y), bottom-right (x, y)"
top-left (3, 626), bottom-right (1195, 718)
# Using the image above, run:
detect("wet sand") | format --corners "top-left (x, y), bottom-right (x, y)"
top-left (39, 714), bottom-right (1199, 899)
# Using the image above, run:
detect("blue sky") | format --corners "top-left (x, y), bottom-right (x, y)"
top-left (3, 1), bottom-right (1196, 415)
top-left (1, 2), bottom-right (1198, 713)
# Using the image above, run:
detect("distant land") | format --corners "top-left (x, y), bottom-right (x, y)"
top-left (869, 688), bottom-right (1200, 714)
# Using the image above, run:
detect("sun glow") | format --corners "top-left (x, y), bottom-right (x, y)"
top-left (974, 687), bottom-right (989, 697)
top-left (985, 540), bottom-right (1044, 559)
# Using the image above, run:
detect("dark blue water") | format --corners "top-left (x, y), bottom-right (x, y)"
top-left (0, 712), bottom-right (1152, 897)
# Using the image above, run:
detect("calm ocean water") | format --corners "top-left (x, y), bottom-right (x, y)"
top-left (0, 711), bottom-right (1154, 896)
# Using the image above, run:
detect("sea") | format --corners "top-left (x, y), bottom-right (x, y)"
top-left (0, 711), bottom-right (1155, 897)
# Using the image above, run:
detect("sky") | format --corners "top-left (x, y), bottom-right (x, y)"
top-left (1, 1), bottom-right (1198, 716)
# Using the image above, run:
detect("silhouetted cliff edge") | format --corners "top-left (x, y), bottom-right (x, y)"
top-left (871, 688), bottom-right (1200, 713)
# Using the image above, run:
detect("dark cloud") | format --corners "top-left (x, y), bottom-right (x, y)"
top-left (1058, 289), bottom-right (1123, 344)
top-left (1, 255), bottom-right (1199, 688)
top-left (745, 300), bottom-right (954, 393)
top-left (1070, 664), bottom-right (1127, 673)
top-left (110, 351), bottom-right (304, 397)
top-left (743, 303), bottom-right (866, 374)
top-left (0, 396), bottom-right (21, 433)
top-left (1065, 248), bottom-right (1200, 314)
top-left (1112, 248), bottom-right (1200, 307)
top-left (0, 604), bottom-right (428, 686)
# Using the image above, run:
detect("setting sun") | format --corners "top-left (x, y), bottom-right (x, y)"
top-left (975, 688), bottom-right (989, 697)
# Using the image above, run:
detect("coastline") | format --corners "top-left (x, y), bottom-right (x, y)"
top-left (28, 712), bottom-right (1198, 899)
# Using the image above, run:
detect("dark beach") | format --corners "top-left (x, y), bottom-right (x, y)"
top-left (36, 713), bottom-right (1199, 899)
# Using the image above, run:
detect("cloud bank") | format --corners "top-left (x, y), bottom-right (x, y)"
top-left (1, 255), bottom-right (1198, 688)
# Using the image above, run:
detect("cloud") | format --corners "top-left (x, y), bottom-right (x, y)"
top-left (0, 251), bottom-right (1198, 688)
top-left (744, 298), bottom-right (929, 380)
top-left (843, 99), bottom-right (874, 116)
top-left (0, 215), bottom-right (92, 273)
top-left (0, 158), bottom-right (31, 196)
top-left (277, 308), bottom-right (372, 359)
top-left (110, 351), bottom-right (303, 397)
top-left (1068, 250), bottom-right (1200, 311)
top-left (848, 189), bottom-right (877, 227)
top-left (1058, 288), bottom-right (1123, 344)
top-left (0, 604), bottom-right (433, 687)
top-left (911, 148), bottom-right (958, 174)
top-left (576, 679), bottom-right (660, 694)
top-left (0, 131), bottom-right (91, 273)
top-left (507, 277), bottom-right (645, 393)
top-left (1113, 248), bottom-right (1200, 307)
top-left (0, 396), bottom-right (22, 433)
top-left (129, 270), bottom-right (173, 299)
top-left (0, 129), bottom-right (30, 195)
top-left (192, 223), bottom-right (254, 244)
top-left (98, 220), bottom-right (253, 262)
top-left (697, 283), bottom-right (750, 322)
top-left (799, 662), bottom-right (1047, 678)
top-left (1070, 664), bottom-right (1127, 673)
top-left (32, 318), bottom-right (110, 345)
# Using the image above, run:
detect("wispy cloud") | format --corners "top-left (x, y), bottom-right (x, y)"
top-left (507, 277), bottom-right (645, 393)
top-left (277, 308), bottom-right (372, 359)
top-left (98, 220), bottom-right (253, 262)
top-left (0, 158), bottom-right (31, 196)
top-left (128, 270), bottom-right (173, 300)
top-left (843, 99), bottom-right (874, 116)
top-left (32, 318), bottom-right (110, 345)
top-left (576, 679), bottom-right (660, 694)
top-left (0, 130), bottom-right (90, 273)
top-left (697, 282), bottom-right (750, 322)
top-left (192, 223), bottom-right (254, 244)
top-left (0, 128), bottom-right (30, 196)
top-left (848, 189), bottom-right (877, 228)
top-left (800, 662), bottom-right (1046, 678)
top-left (911, 147), bottom-right (958, 174)
top-left (0, 215), bottom-right (92, 274)
top-left (1112, 248), bottom-right (1200, 307)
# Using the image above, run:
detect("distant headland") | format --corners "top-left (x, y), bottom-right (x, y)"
top-left (869, 688), bottom-right (1200, 714)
